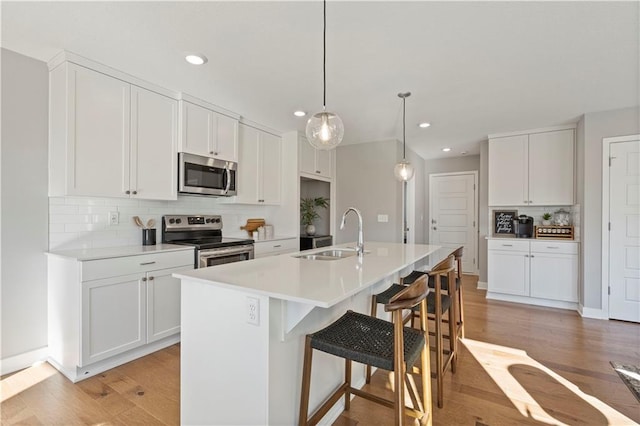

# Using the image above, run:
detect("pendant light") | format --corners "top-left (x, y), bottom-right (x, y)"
top-left (394, 92), bottom-right (415, 181)
top-left (305, 0), bottom-right (344, 150)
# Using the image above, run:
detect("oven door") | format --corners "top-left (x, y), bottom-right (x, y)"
top-left (179, 152), bottom-right (237, 196)
top-left (198, 244), bottom-right (254, 268)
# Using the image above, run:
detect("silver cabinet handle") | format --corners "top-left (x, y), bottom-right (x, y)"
top-left (273, 245), bottom-right (282, 248)
top-left (547, 246), bottom-right (559, 249)
top-left (502, 244), bottom-right (513, 247)
top-left (140, 261), bottom-right (156, 265)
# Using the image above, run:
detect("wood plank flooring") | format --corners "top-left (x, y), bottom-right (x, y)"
top-left (2, 277), bottom-right (638, 425)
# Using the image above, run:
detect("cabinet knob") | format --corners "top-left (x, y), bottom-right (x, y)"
top-left (214, 152), bottom-right (219, 156)
top-left (149, 276), bottom-right (154, 281)
top-left (529, 200), bottom-right (533, 204)
top-left (132, 190), bottom-right (137, 195)
top-left (530, 255), bottom-right (535, 258)
top-left (432, 227), bottom-right (437, 230)
top-left (316, 170), bottom-right (321, 174)
top-left (524, 254), bottom-right (529, 257)
top-left (142, 277), bottom-right (147, 282)
top-left (523, 200), bottom-right (528, 204)
top-left (126, 190), bottom-right (131, 195)
top-left (210, 151), bottom-right (214, 154)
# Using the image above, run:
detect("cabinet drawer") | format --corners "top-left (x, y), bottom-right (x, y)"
top-left (254, 238), bottom-right (298, 257)
top-left (82, 250), bottom-right (194, 281)
top-left (488, 239), bottom-right (529, 252)
top-left (531, 241), bottom-right (578, 255)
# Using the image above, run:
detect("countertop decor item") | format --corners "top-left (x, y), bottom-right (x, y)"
top-left (305, 0), bottom-right (344, 150)
top-left (553, 209), bottom-right (571, 226)
top-left (542, 212), bottom-right (552, 226)
top-left (300, 197), bottom-right (329, 236)
top-left (394, 92), bottom-right (415, 182)
top-left (493, 210), bottom-right (517, 235)
top-left (535, 225), bottom-right (574, 239)
top-left (241, 218), bottom-right (266, 236)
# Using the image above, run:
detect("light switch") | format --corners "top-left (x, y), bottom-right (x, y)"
top-left (377, 214), bottom-right (389, 223)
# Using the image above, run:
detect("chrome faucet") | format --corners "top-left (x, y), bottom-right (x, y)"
top-left (340, 207), bottom-right (364, 256)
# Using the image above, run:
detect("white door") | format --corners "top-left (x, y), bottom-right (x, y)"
top-left (429, 172), bottom-right (478, 273)
top-left (609, 140), bottom-right (640, 322)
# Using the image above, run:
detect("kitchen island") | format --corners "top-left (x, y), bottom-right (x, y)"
top-left (174, 242), bottom-right (441, 425)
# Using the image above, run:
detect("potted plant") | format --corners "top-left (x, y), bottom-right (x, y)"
top-left (300, 197), bottom-right (329, 236)
top-left (542, 212), bottom-right (552, 226)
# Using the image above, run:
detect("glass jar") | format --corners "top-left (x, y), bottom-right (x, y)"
top-left (553, 209), bottom-right (571, 226)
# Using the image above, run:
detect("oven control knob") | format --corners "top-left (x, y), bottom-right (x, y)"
top-left (169, 218), bottom-right (175, 224)
top-left (206, 218), bottom-right (212, 223)
top-left (176, 218), bottom-right (182, 224)
top-left (215, 218), bottom-right (221, 223)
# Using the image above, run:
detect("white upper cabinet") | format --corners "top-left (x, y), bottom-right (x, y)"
top-left (49, 61), bottom-right (178, 200)
top-left (488, 127), bottom-right (574, 206)
top-left (299, 135), bottom-right (333, 180)
top-left (234, 124), bottom-right (282, 205)
top-left (179, 100), bottom-right (238, 162)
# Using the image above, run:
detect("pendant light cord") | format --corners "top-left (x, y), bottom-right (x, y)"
top-left (402, 96), bottom-right (406, 159)
top-left (323, 0), bottom-right (327, 109)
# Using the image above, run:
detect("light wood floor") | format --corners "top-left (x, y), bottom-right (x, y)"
top-left (2, 276), bottom-right (639, 425)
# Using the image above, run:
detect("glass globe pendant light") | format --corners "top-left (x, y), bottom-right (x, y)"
top-left (305, 0), bottom-right (344, 150)
top-left (394, 92), bottom-right (415, 181)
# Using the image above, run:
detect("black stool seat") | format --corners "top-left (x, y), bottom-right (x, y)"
top-left (401, 269), bottom-right (460, 291)
top-left (373, 284), bottom-right (406, 305)
top-left (309, 310), bottom-right (425, 372)
top-left (374, 283), bottom-right (451, 314)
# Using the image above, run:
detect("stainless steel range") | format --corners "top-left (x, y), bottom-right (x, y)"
top-left (162, 215), bottom-right (254, 269)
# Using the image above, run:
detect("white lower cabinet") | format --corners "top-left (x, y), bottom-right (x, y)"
top-left (48, 248), bottom-right (193, 382)
top-left (487, 239), bottom-right (578, 307)
top-left (254, 238), bottom-right (298, 258)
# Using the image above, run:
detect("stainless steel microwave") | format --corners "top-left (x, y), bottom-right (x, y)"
top-left (178, 152), bottom-right (237, 196)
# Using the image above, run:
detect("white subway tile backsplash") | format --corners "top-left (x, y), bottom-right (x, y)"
top-left (49, 195), bottom-right (284, 250)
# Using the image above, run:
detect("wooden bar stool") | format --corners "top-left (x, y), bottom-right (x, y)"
top-left (367, 255), bottom-right (458, 408)
top-left (299, 274), bottom-right (433, 426)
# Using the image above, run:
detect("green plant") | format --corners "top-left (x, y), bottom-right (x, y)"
top-left (542, 212), bottom-right (552, 220)
top-left (300, 197), bottom-right (329, 226)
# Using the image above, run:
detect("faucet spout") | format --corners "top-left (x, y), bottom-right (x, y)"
top-left (340, 207), bottom-right (364, 256)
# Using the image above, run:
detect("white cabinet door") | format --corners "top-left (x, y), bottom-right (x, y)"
top-left (179, 101), bottom-right (239, 162)
top-left (146, 266), bottom-right (186, 343)
top-left (236, 124), bottom-right (260, 204)
top-left (67, 63), bottom-right (131, 197)
top-left (528, 129), bottom-right (574, 206)
top-left (260, 132), bottom-right (282, 204)
top-left (180, 101), bottom-right (211, 156)
top-left (131, 86), bottom-right (178, 200)
top-left (488, 249), bottom-right (529, 296)
top-left (530, 252), bottom-right (578, 302)
top-left (299, 137), bottom-right (317, 175)
top-left (81, 273), bottom-right (145, 366)
top-left (214, 112), bottom-right (239, 162)
top-left (235, 124), bottom-right (281, 204)
top-left (488, 135), bottom-right (528, 206)
top-left (315, 149), bottom-right (333, 178)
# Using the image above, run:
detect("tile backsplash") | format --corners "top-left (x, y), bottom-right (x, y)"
top-left (49, 196), bottom-right (281, 251)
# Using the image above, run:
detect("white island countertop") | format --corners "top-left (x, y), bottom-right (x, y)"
top-left (174, 242), bottom-right (441, 308)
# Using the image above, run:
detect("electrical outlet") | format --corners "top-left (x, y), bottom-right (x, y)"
top-left (108, 211), bottom-right (119, 225)
top-left (247, 296), bottom-right (260, 325)
top-left (377, 214), bottom-right (389, 223)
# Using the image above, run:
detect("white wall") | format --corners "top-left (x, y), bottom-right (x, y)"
top-left (1, 49), bottom-right (49, 361)
top-left (579, 106), bottom-right (640, 310)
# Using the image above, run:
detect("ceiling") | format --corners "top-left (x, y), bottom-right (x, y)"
top-left (2, 1), bottom-right (638, 159)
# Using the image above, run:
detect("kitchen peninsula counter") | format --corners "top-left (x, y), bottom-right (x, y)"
top-left (175, 242), bottom-right (441, 425)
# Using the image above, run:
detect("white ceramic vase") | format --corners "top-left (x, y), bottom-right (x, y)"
top-left (305, 224), bottom-right (316, 236)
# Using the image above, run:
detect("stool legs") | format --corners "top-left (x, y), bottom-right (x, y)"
top-left (299, 336), bottom-right (313, 426)
top-left (392, 310), bottom-right (406, 426)
top-left (365, 295), bottom-right (379, 384)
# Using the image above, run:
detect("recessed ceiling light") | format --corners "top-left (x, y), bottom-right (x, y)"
top-left (418, 122), bottom-right (431, 128)
top-left (185, 53), bottom-right (208, 65)
top-left (461, 151), bottom-right (467, 155)
top-left (294, 111), bottom-right (307, 117)
top-left (442, 147), bottom-right (451, 152)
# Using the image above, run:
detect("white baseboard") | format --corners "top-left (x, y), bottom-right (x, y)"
top-left (486, 292), bottom-right (577, 311)
top-left (579, 305), bottom-right (608, 319)
top-left (1, 346), bottom-right (49, 376)
top-left (477, 281), bottom-right (488, 290)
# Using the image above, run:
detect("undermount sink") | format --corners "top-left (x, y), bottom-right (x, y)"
top-left (294, 248), bottom-right (368, 261)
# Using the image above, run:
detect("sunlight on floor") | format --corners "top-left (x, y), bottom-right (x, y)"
top-left (0, 361), bottom-right (57, 402)
top-left (462, 338), bottom-right (636, 425)
top-left (614, 367), bottom-right (640, 383)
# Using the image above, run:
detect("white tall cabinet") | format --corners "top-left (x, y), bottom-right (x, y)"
top-left (488, 127), bottom-right (575, 206)
top-left (299, 135), bottom-right (334, 180)
top-left (49, 59), bottom-right (178, 200)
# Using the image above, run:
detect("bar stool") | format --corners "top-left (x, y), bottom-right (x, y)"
top-left (367, 255), bottom-right (458, 408)
top-left (299, 273), bottom-right (434, 426)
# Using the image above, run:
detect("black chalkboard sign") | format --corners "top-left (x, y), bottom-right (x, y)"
top-left (494, 210), bottom-right (518, 234)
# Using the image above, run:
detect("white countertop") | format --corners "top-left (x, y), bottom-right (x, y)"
top-left (46, 244), bottom-right (194, 261)
top-left (174, 242), bottom-right (441, 308)
top-left (486, 235), bottom-right (579, 243)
